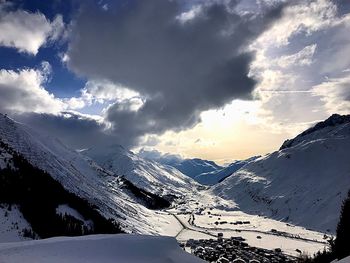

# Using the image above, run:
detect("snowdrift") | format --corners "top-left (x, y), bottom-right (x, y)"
top-left (0, 234), bottom-right (204, 263)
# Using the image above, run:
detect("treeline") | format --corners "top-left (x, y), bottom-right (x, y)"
top-left (120, 177), bottom-right (171, 209)
top-left (299, 190), bottom-right (350, 262)
top-left (0, 139), bottom-right (123, 238)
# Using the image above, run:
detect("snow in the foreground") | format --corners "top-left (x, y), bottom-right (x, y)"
top-left (336, 256), bottom-right (350, 263)
top-left (0, 234), bottom-right (204, 263)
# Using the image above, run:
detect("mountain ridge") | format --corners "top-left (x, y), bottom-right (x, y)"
top-left (0, 113), bottom-right (203, 236)
top-left (212, 113), bottom-right (350, 233)
top-left (280, 114), bottom-right (350, 150)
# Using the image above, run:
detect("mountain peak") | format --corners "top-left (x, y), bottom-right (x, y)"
top-left (280, 113), bottom-right (350, 150)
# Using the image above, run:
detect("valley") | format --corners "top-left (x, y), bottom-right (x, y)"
top-left (156, 203), bottom-right (329, 257)
top-left (1, 113), bottom-right (349, 262)
top-left (176, 211), bottom-right (327, 256)
top-left (1, 0), bottom-right (350, 262)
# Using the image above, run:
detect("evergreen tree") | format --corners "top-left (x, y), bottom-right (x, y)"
top-left (335, 190), bottom-right (350, 259)
top-left (297, 191), bottom-right (350, 263)
top-left (0, 139), bottom-right (123, 238)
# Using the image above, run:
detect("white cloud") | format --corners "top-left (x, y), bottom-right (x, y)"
top-left (176, 5), bottom-right (202, 23)
top-left (276, 44), bottom-right (317, 68)
top-left (254, 0), bottom-right (338, 47)
top-left (0, 62), bottom-right (89, 114)
top-left (312, 75), bottom-right (350, 115)
top-left (256, 70), bottom-right (296, 91)
top-left (246, 0), bottom-right (350, 137)
top-left (81, 79), bottom-right (141, 105)
top-left (0, 2), bottom-right (65, 55)
top-left (57, 79), bottom-right (142, 112)
top-left (63, 97), bottom-right (86, 110)
top-left (0, 66), bottom-right (65, 114)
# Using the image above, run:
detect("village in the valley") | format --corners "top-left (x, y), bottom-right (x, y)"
top-left (180, 233), bottom-right (298, 263)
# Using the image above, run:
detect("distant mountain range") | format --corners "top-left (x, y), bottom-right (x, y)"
top-left (161, 158), bottom-right (223, 179)
top-left (192, 156), bottom-right (260, 185)
top-left (82, 145), bottom-right (199, 199)
top-left (139, 150), bottom-right (259, 185)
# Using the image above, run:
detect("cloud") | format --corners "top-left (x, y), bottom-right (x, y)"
top-left (276, 44), bottom-right (317, 68)
top-left (254, 0), bottom-right (338, 47)
top-left (246, 0), bottom-right (350, 135)
top-left (63, 97), bottom-right (86, 110)
top-left (66, 0), bottom-right (285, 147)
top-left (0, 1), bottom-right (65, 55)
top-left (140, 135), bottom-right (161, 147)
top-left (312, 75), bottom-right (350, 115)
top-left (0, 62), bottom-right (90, 114)
top-left (81, 79), bottom-right (140, 104)
top-left (316, 14), bottom-right (350, 74)
top-left (0, 62), bottom-right (65, 114)
top-left (13, 111), bottom-right (115, 150)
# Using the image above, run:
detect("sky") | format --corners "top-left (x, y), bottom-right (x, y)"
top-left (0, 0), bottom-right (350, 164)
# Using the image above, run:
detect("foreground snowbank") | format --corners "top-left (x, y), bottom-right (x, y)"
top-left (0, 234), bottom-right (204, 263)
top-left (335, 256), bottom-right (350, 263)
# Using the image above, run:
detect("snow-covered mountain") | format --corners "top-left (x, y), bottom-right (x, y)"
top-left (82, 146), bottom-right (200, 199)
top-left (0, 114), bottom-right (201, 237)
top-left (168, 158), bottom-right (223, 178)
top-left (193, 156), bottom-right (260, 185)
top-left (212, 114), bottom-right (350, 233)
top-left (148, 155), bottom-right (223, 179)
top-left (280, 114), bottom-right (350, 150)
top-left (136, 149), bottom-right (256, 185)
top-left (0, 204), bottom-right (34, 242)
top-left (139, 151), bottom-right (259, 186)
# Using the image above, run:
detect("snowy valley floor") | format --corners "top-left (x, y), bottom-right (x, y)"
top-left (0, 204), bottom-right (330, 261)
top-left (0, 194), bottom-right (331, 262)
top-left (157, 207), bottom-right (329, 258)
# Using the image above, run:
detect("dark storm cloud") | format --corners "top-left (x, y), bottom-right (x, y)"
top-left (67, 0), bottom-right (286, 147)
top-left (14, 112), bottom-right (121, 149)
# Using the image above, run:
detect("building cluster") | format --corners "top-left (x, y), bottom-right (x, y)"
top-left (214, 220), bottom-right (251, 226)
top-left (181, 234), bottom-right (297, 263)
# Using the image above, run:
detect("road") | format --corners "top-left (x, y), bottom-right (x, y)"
top-left (168, 211), bottom-right (327, 245)
top-left (170, 212), bottom-right (218, 239)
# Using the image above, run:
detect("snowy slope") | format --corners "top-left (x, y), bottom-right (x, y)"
top-left (0, 137), bottom-right (34, 242)
top-left (280, 114), bottom-right (350, 150)
top-left (212, 114), bottom-right (350, 233)
top-left (83, 145), bottom-right (200, 198)
top-left (194, 156), bottom-right (260, 185)
top-left (0, 234), bottom-right (204, 263)
top-left (336, 256), bottom-right (350, 263)
top-left (0, 114), bottom-right (198, 235)
top-left (142, 152), bottom-right (224, 180)
top-left (145, 152), bottom-right (259, 186)
top-left (0, 204), bottom-right (35, 242)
